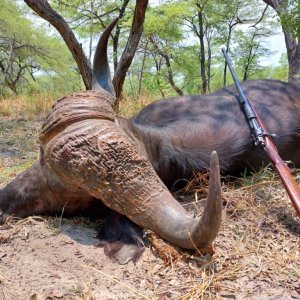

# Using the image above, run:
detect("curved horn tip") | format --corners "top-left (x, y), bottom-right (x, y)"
top-left (210, 151), bottom-right (219, 166)
top-left (190, 150), bottom-right (222, 247)
top-left (209, 151), bottom-right (221, 184)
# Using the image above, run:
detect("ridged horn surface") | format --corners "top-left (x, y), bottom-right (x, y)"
top-left (92, 18), bottom-right (118, 95)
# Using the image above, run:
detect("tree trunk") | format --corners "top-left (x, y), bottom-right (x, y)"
top-left (262, 0), bottom-right (300, 84)
top-left (88, 1), bottom-right (94, 64)
top-left (138, 41), bottom-right (148, 96)
top-left (164, 54), bottom-right (184, 96)
top-left (113, 0), bottom-right (148, 107)
top-left (223, 20), bottom-right (240, 87)
top-left (25, 0), bottom-right (92, 90)
top-left (223, 27), bottom-right (232, 87)
top-left (7, 81), bottom-right (18, 95)
top-left (284, 31), bottom-right (300, 84)
top-left (206, 30), bottom-right (212, 93)
top-left (149, 37), bottom-right (184, 96)
top-left (152, 55), bottom-right (166, 98)
top-left (197, 7), bottom-right (207, 94)
top-left (88, 25), bottom-right (93, 63)
top-left (112, 0), bottom-right (130, 73)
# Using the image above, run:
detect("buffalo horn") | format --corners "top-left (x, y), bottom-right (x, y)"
top-left (92, 18), bottom-right (118, 95)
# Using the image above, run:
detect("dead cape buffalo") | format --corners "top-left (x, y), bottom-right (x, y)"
top-left (1, 20), bottom-right (300, 264)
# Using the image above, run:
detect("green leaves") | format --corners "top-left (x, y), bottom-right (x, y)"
top-left (280, 0), bottom-right (300, 37)
top-left (144, 3), bottom-right (185, 41)
top-left (1, 0), bottom-right (292, 98)
top-left (127, 0), bottom-right (285, 97)
top-left (0, 0), bottom-right (80, 96)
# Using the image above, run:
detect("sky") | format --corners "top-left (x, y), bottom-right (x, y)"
top-left (265, 33), bottom-right (286, 66)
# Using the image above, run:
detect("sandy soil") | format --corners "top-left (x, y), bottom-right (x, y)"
top-left (0, 117), bottom-right (299, 300)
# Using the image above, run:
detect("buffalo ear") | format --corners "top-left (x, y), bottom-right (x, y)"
top-left (98, 212), bottom-right (145, 264)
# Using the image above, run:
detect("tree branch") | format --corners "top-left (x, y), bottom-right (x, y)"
top-left (251, 4), bottom-right (269, 28)
top-left (112, 0), bottom-right (130, 72)
top-left (149, 37), bottom-right (183, 96)
top-left (113, 0), bottom-right (149, 103)
top-left (24, 0), bottom-right (92, 89)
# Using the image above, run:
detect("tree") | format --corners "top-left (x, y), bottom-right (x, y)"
top-left (233, 27), bottom-right (273, 80)
top-left (24, 0), bottom-right (92, 90)
top-left (9, 0), bottom-right (287, 101)
top-left (213, 0), bottom-right (269, 86)
top-left (25, 0), bottom-right (148, 100)
top-left (50, 0), bottom-right (129, 72)
top-left (112, 0), bottom-right (148, 106)
top-left (141, 2), bottom-right (187, 96)
top-left (0, 0), bottom-right (74, 95)
top-left (262, 0), bottom-right (300, 83)
top-left (183, 0), bottom-right (210, 94)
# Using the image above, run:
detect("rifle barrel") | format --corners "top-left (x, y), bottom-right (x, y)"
top-left (222, 49), bottom-right (248, 102)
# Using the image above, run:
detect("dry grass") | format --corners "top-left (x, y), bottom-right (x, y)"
top-left (162, 168), bottom-right (300, 299)
top-left (119, 92), bottom-right (156, 118)
top-left (0, 116), bottom-right (41, 187)
top-left (0, 91), bottom-right (156, 120)
top-left (0, 94), bottom-right (55, 119)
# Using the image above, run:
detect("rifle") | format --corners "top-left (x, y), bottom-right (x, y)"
top-left (222, 48), bottom-right (300, 217)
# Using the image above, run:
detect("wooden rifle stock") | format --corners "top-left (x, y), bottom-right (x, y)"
top-left (256, 113), bottom-right (300, 217)
top-left (222, 48), bottom-right (300, 217)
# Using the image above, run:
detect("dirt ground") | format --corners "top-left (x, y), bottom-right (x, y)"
top-left (0, 116), bottom-right (299, 300)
